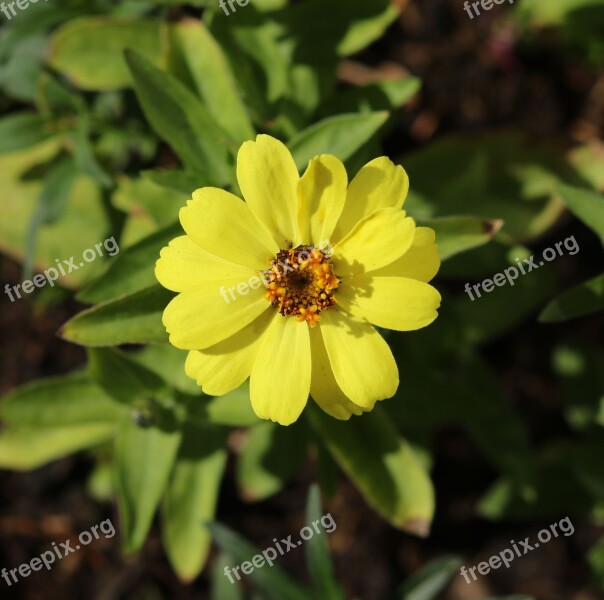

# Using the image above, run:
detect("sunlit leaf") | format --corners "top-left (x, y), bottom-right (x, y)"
top-left (115, 419), bottom-right (181, 553)
top-left (60, 285), bottom-right (172, 346)
top-left (162, 423), bottom-right (227, 581)
top-left (307, 405), bottom-right (434, 536)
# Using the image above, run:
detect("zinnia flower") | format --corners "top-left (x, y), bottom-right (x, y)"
top-left (156, 135), bottom-right (441, 425)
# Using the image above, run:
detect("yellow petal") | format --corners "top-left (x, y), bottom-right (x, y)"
top-left (319, 310), bottom-right (398, 408)
top-left (250, 316), bottom-right (311, 425)
top-left (298, 154), bottom-right (347, 245)
top-left (370, 227), bottom-right (440, 282)
top-left (333, 208), bottom-right (416, 275)
top-left (337, 276), bottom-right (441, 331)
top-left (332, 157), bottom-right (409, 242)
top-left (180, 187), bottom-right (278, 271)
top-left (309, 326), bottom-right (364, 420)
top-left (237, 135), bottom-right (299, 248)
top-left (162, 280), bottom-right (269, 350)
top-left (185, 310), bottom-right (275, 396)
top-left (155, 235), bottom-right (257, 293)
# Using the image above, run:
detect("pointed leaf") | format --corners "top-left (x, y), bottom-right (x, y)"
top-left (211, 553), bottom-right (245, 600)
top-left (168, 20), bottom-right (254, 144)
top-left (78, 223), bottom-right (182, 304)
top-left (0, 112), bottom-right (52, 154)
top-left (237, 420), bottom-right (307, 501)
top-left (208, 522), bottom-right (310, 600)
top-left (60, 285), bottom-right (172, 347)
top-left (162, 423), bottom-right (227, 581)
top-left (397, 555), bottom-right (462, 600)
top-left (304, 485), bottom-right (344, 600)
top-left (125, 50), bottom-right (232, 184)
top-left (88, 347), bottom-right (167, 405)
top-left (288, 112), bottom-right (389, 170)
top-left (420, 216), bottom-right (503, 261)
top-left (306, 405), bottom-right (434, 536)
top-left (114, 419), bottom-right (181, 553)
top-left (539, 273), bottom-right (604, 322)
top-left (1, 371), bottom-right (124, 427)
top-left (557, 183), bottom-right (604, 240)
top-left (0, 424), bottom-right (114, 471)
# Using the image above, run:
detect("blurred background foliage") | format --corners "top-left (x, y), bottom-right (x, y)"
top-left (0, 0), bottom-right (602, 598)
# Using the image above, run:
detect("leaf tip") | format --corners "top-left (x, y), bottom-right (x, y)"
top-left (402, 517), bottom-right (431, 538)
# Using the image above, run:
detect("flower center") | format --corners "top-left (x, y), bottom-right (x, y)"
top-left (265, 245), bottom-right (339, 327)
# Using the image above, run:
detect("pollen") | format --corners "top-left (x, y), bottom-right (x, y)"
top-left (265, 245), bottom-right (339, 326)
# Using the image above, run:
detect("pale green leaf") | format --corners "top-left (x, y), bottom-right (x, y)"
top-left (162, 423), bottom-right (227, 581)
top-left (306, 406), bottom-right (434, 535)
top-left (115, 419), bottom-right (181, 552)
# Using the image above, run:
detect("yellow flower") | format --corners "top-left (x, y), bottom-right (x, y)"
top-left (155, 135), bottom-right (441, 425)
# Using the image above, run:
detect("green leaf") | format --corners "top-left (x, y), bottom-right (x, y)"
top-left (1, 371), bottom-right (124, 427)
top-left (208, 522), bottom-right (311, 600)
top-left (282, 0), bottom-right (400, 58)
top-left (516, 0), bottom-right (604, 27)
top-left (588, 537), bottom-right (604, 589)
top-left (112, 175), bottom-right (189, 226)
top-left (420, 216), bottom-right (503, 261)
top-left (539, 273), bottom-right (604, 322)
top-left (168, 20), bottom-right (254, 144)
top-left (557, 183), bottom-right (604, 240)
top-left (321, 77), bottom-right (421, 116)
top-left (569, 142), bottom-right (604, 192)
top-left (0, 113), bottom-right (52, 154)
top-left (129, 344), bottom-right (200, 395)
top-left (125, 50), bottom-right (233, 184)
top-left (47, 18), bottom-right (164, 91)
top-left (236, 420), bottom-right (307, 501)
top-left (203, 382), bottom-right (259, 426)
top-left (208, 9), bottom-right (290, 107)
top-left (288, 112), bottom-right (389, 170)
top-left (0, 424), bottom-right (114, 471)
top-left (335, 2), bottom-right (400, 55)
top-left (397, 555), bottom-right (462, 600)
top-left (36, 156), bottom-right (80, 224)
top-left (211, 553), bottom-right (245, 600)
top-left (71, 111), bottom-right (113, 188)
top-left (88, 348), bottom-right (167, 405)
top-left (60, 285), bottom-right (172, 347)
top-left (306, 405), bottom-right (434, 535)
top-left (78, 223), bottom-right (182, 304)
top-left (403, 133), bottom-right (571, 243)
top-left (0, 139), bottom-right (111, 288)
top-left (162, 423), bottom-right (227, 582)
top-left (23, 157), bottom-right (80, 280)
top-left (304, 485), bottom-right (344, 600)
top-left (142, 169), bottom-right (204, 195)
top-left (114, 419), bottom-right (181, 553)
